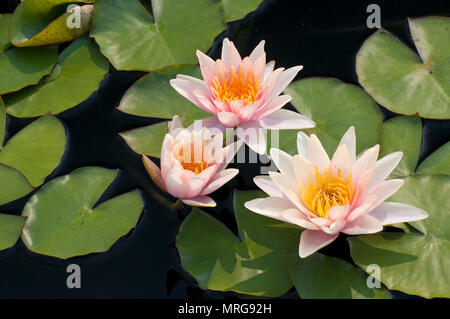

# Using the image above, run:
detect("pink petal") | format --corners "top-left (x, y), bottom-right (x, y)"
top-left (170, 77), bottom-right (211, 113)
top-left (264, 60), bottom-right (275, 81)
top-left (192, 89), bottom-right (219, 115)
top-left (187, 117), bottom-right (226, 134)
top-left (331, 144), bottom-right (351, 178)
top-left (182, 195), bottom-right (216, 207)
top-left (338, 127), bottom-right (356, 165)
top-left (244, 197), bottom-right (297, 223)
top-left (363, 179), bottom-right (405, 212)
top-left (200, 168), bottom-right (238, 195)
top-left (249, 40), bottom-right (265, 62)
top-left (269, 171), bottom-right (298, 195)
top-left (297, 131), bottom-right (309, 157)
top-left (347, 194), bottom-right (377, 222)
top-left (253, 175), bottom-right (283, 197)
top-left (257, 109), bottom-right (315, 130)
top-left (352, 144), bottom-right (380, 179)
top-left (368, 152), bottom-right (403, 188)
top-left (165, 169), bottom-right (187, 198)
top-left (196, 50), bottom-right (215, 71)
top-left (269, 148), bottom-right (294, 176)
top-left (299, 230), bottom-right (338, 258)
top-left (342, 214), bottom-right (383, 235)
top-left (368, 202), bottom-right (428, 226)
top-left (142, 155), bottom-right (166, 191)
top-left (238, 102), bottom-right (259, 122)
top-left (237, 121), bottom-right (266, 154)
top-left (255, 95), bottom-right (292, 119)
top-left (307, 134), bottom-right (330, 173)
top-left (283, 209), bottom-right (320, 230)
top-left (328, 204), bottom-right (350, 222)
top-left (223, 39), bottom-right (241, 68)
top-left (218, 111), bottom-right (241, 127)
top-left (269, 65), bottom-right (303, 99)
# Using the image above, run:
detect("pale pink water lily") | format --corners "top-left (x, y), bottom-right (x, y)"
top-left (142, 116), bottom-right (242, 208)
top-left (170, 38), bottom-right (315, 155)
top-left (245, 127), bottom-right (428, 258)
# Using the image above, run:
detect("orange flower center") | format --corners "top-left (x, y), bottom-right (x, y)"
top-left (211, 65), bottom-right (262, 105)
top-left (301, 167), bottom-right (354, 218)
top-left (177, 144), bottom-right (210, 174)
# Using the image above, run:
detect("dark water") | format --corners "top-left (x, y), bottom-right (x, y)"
top-left (0, 0), bottom-right (449, 299)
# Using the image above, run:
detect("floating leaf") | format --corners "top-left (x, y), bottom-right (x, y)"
top-left (416, 142), bottom-right (450, 175)
top-left (4, 36), bottom-right (108, 118)
top-left (21, 167), bottom-right (143, 259)
top-left (356, 17), bottom-right (450, 119)
top-left (0, 46), bottom-right (58, 95)
top-left (282, 77), bottom-right (382, 155)
top-left (0, 164), bottom-right (33, 205)
top-left (176, 190), bottom-right (390, 298)
top-left (90, 0), bottom-right (261, 71)
top-left (0, 214), bottom-right (26, 251)
top-left (0, 14), bottom-right (12, 52)
top-left (10, 0), bottom-right (94, 47)
top-left (120, 121), bottom-right (168, 158)
top-left (221, 0), bottom-right (263, 22)
top-left (0, 114), bottom-right (66, 187)
top-left (349, 116), bottom-right (450, 298)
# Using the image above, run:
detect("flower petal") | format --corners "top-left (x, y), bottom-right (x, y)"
top-left (368, 202), bottom-right (428, 226)
top-left (338, 126), bottom-right (356, 165)
top-left (244, 197), bottom-right (296, 222)
top-left (328, 204), bottom-right (350, 221)
top-left (291, 154), bottom-right (314, 186)
top-left (255, 95), bottom-right (292, 119)
top-left (142, 155), bottom-right (166, 191)
top-left (200, 168), bottom-right (238, 195)
top-left (331, 144), bottom-right (351, 178)
top-left (352, 144), bottom-right (380, 180)
top-left (368, 152), bottom-right (403, 188)
top-left (249, 40), bottom-right (265, 62)
top-left (307, 134), bottom-right (330, 172)
top-left (342, 214), bottom-right (383, 235)
top-left (253, 175), bottom-right (283, 197)
top-left (182, 195), bottom-right (216, 207)
top-left (269, 65), bottom-right (303, 99)
top-left (297, 131), bottom-right (309, 157)
top-left (237, 122), bottom-right (266, 154)
top-left (270, 148), bottom-right (294, 176)
top-left (283, 209), bottom-right (320, 230)
top-left (299, 230), bottom-right (338, 258)
top-left (257, 109), bottom-right (315, 130)
top-left (218, 111), bottom-right (241, 127)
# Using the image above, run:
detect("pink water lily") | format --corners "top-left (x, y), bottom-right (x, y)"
top-left (142, 116), bottom-right (242, 207)
top-left (245, 127), bottom-right (428, 258)
top-left (170, 38), bottom-right (315, 155)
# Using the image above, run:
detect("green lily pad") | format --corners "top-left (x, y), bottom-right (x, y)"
top-left (0, 114), bottom-right (66, 187)
top-left (356, 17), bottom-right (450, 119)
top-left (0, 46), bottom-right (58, 95)
top-left (416, 142), bottom-right (450, 175)
top-left (120, 121), bottom-right (169, 158)
top-left (282, 77), bottom-right (383, 155)
top-left (10, 0), bottom-right (94, 47)
top-left (0, 214), bottom-right (26, 251)
top-left (21, 167), bottom-right (143, 259)
top-left (90, 0), bottom-right (260, 71)
top-left (0, 164), bottom-right (33, 205)
top-left (349, 116), bottom-right (450, 298)
top-left (0, 14), bottom-right (12, 52)
top-left (221, 0), bottom-right (263, 22)
top-left (176, 190), bottom-right (390, 298)
top-left (379, 116), bottom-right (422, 178)
top-left (4, 36), bottom-right (108, 118)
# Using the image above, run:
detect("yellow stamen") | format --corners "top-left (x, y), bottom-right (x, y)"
top-left (211, 64), bottom-right (262, 105)
top-left (176, 144), bottom-right (210, 174)
top-left (301, 167), bottom-right (354, 218)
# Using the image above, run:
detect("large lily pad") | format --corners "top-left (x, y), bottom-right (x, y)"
top-left (416, 141), bottom-right (450, 175)
top-left (90, 0), bottom-right (261, 71)
top-left (356, 17), bottom-right (450, 119)
top-left (0, 214), bottom-right (26, 251)
top-left (21, 167), bottom-right (143, 259)
top-left (0, 14), bottom-right (12, 52)
top-left (282, 77), bottom-right (382, 155)
top-left (10, 0), bottom-right (93, 47)
top-left (4, 36), bottom-right (108, 118)
top-left (349, 116), bottom-right (450, 298)
top-left (176, 190), bottom-right (390, 298)
top-left (120, 121), bottom-right (169, 158)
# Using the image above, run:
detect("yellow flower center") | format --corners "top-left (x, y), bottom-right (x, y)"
top-left (176, 144), bottom-right (210, 174)
top-left (211, 65), bottom-right (262, 105)
top-left (301, 167), bottom-right (354, 218)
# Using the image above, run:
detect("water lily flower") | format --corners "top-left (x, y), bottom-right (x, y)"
top-left (170, 38), bottom-right (315, 155)
top-left (245, 127), bottom-right (428, 258)
top-left (142, 116), bottom-right (242, 208)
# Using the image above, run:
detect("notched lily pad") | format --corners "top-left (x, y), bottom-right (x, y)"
top-left (0, 214), bottom-right (27, 251)
top-left (21, 167), bottom-right (143, 259)
top-left (4, 36), bottom-right (108, 118)
top-left (349, 116), bottom-right (450, 298)
top-left (10, 0), bottom-right (94, 47)
top-left (176, 190), bottom-right (390, 298)
top-left (356, 16), bottom-right (450, 119)
top-left (90, 0), bottom-right (261, 71)
top-left (282, 77), bottom-right (382, 155)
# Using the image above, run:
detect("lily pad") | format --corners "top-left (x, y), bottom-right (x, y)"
top-left (90, 0), bottom-right (261, 71)
top-left (356, 17), bottom-right (450, 119)
top-left (0, 164), bottom-right (33, 206)
top-left (120, 121), bottom-right (169, 158)
top-left (221, 0), bottom-right (263, 22)
top-left (282, 77), bottom-right (383, 155)
top-left (349, 116), bottom-right (450, 298)
top-left (21, 167), bottom-right (143, 259)
top-left (176, 190), bottom-right (390, 298)
top-left (0, 113), bottom-right (66, 187)
top-left (0, 14), bottom-right (12, 52)
top-left (10, 0), bottom-right (94, 46)
top-left (416, 141), bottom-right (450, 175)
top-left (4, 36), bottom-right (108, 118)
top-left (0, 214), bottom-right (26, 251)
